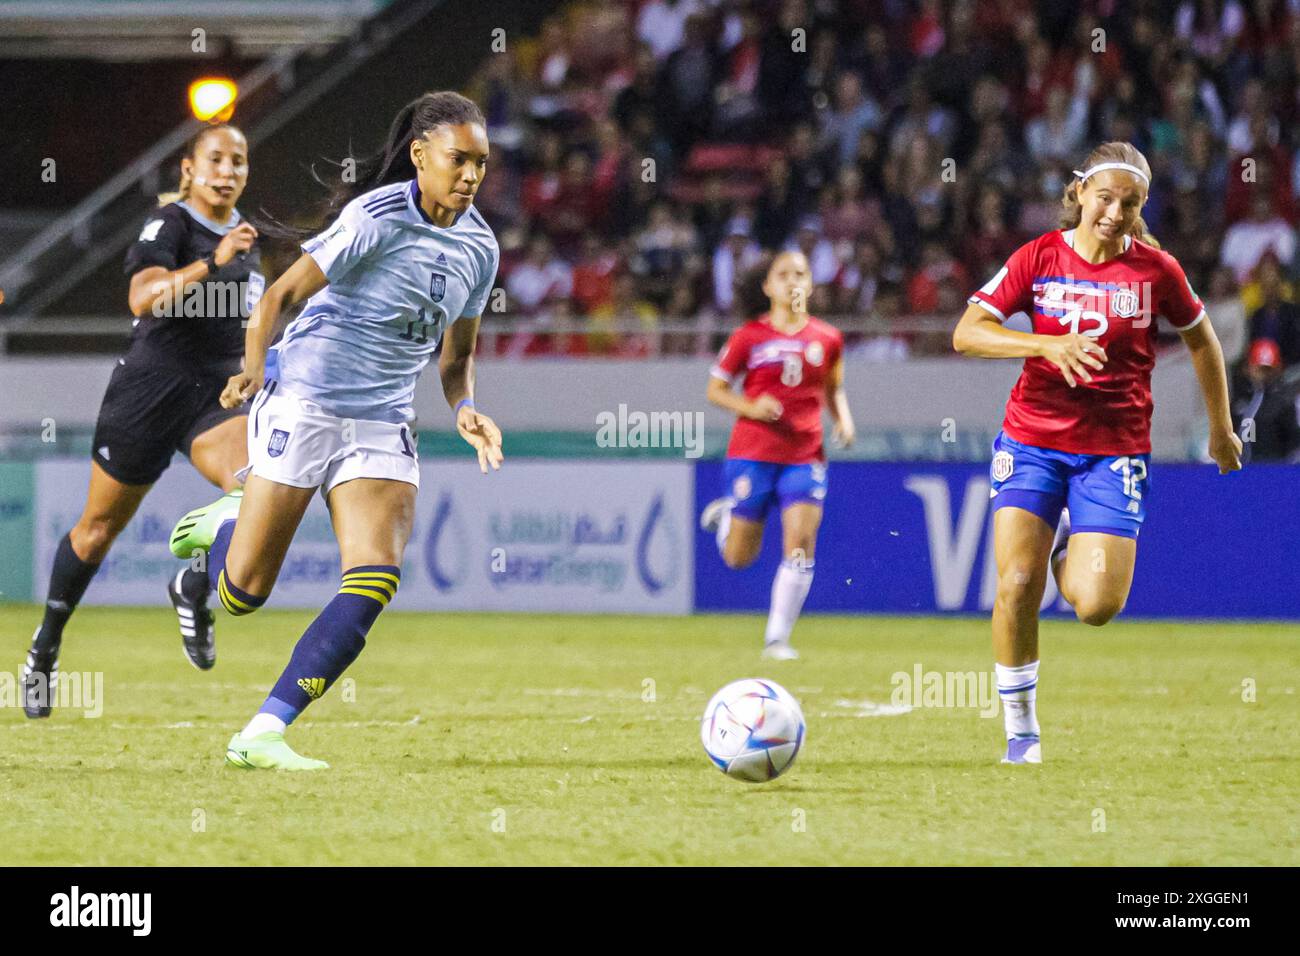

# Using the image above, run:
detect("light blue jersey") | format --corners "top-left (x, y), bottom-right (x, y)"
top-left (274, 180), bottom-right (499, 424)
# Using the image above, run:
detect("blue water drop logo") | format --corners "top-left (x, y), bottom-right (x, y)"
top-left (636, 492), bottom-right (679, 594)
top-left (423, 491), bottom-right (464, 592)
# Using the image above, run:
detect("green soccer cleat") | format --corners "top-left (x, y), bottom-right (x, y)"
top-left (225, 732), bottom-right (329, 771)
top-left (170, 489), bottom-right (242, 559)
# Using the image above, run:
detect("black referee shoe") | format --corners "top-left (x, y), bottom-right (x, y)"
top-left (21, 626), bottom-right (60, 719)
top-left (169, 569), bottom-right (216, 670)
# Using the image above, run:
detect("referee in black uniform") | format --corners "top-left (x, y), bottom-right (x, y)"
top-left (22, 123), bottom-right (262, 717)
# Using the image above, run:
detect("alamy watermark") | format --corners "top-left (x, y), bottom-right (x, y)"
top-left (49, 886), bottom-right (150, 936)
top-left (150, 276), bottom-right (260, 321)
top-left (1, 669), bottom-right (104, 717)
top-left (596, 404), bottom-right (704, 459)
top-left (890, 664), bottom-right (999, 718)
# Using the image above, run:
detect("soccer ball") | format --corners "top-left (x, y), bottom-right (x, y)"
top-left (700, 678), bottom-right (805, 782)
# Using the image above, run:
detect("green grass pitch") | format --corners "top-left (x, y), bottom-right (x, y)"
top-left (1, 605), bottom-right (1296, 865)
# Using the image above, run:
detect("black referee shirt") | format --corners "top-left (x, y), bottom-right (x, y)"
top-left (122, 201), bottom-right (264, 373)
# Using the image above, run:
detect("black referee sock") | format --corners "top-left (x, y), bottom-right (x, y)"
top-left (38, 533), bottom-right (101, 649)
top-left (180, 567), bottom-right (211, 605)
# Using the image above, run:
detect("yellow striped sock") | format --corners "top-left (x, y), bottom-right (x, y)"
top-left (339, 568), bottom-right (399, 607)
top-left (338, 585), bottom-right (392, 606)
top-left (218, 570), bottom-right (260, 616)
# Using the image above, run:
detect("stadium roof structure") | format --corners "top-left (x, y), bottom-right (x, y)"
top-left (0, 0), bottom-right (394, 59)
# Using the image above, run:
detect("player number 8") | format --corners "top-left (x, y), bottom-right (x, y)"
top-left (781, 353), bottom-right (803, 386)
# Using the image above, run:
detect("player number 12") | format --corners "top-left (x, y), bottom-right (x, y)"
top-left (1109, 456), bottom-right (1147, 500)
top-left (1059, 307), bottom-right (1108, 338)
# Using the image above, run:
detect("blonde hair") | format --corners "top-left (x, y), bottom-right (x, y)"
top-left (157, 123), bottom-right (236, 206)
top-left (1060, 141), bottom-right (1159, 249)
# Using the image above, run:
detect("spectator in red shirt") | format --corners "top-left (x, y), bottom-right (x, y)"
top-left (1224, 139), bottom-right (1296, 226)
top-left (571, 234), bottom-right (622, 315)
top-left (962, 185), bottom-right (1020, 283)
top-left (589, 118), bottom-right (628, 209)
top-left (820, 165), bottom-right (883, 242)
top-left (1017, 33), bottom-right (1078, 118)
top-left (520, 131), bottom-right (565, 221)
top-left (906, 241), bottom-right (968, 315)
top-left (545, 151), bottom-right (604, 255)
top-left (908, 0), bottom-right (945, 58)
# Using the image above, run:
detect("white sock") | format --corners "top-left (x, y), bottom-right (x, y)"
top-left (996, 661), bottom-right (1040, 739)
top-left (715, 502), bottom-right (733, 557)
top-left (765, 559), bottom-right (814, 646)
top-left (241, 712), bottom-right (286, 738)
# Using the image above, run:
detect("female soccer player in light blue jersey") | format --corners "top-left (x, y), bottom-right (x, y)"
top-left (169, 91), bottom-right (502, 770)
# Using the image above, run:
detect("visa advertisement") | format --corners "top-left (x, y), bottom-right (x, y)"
top-left (693, 460), bottom-right (1300, 620)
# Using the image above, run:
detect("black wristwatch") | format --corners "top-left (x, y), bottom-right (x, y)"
top-left (202, 252), bottom-right (219, 275)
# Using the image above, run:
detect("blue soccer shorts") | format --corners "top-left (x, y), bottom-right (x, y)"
top-left (988, 431), bottom-right (1149, 539)
top-left (723, 458), bottom-right (828, 522)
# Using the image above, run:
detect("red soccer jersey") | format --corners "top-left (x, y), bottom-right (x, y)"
top-left (712, 314), bottom-right (844, 464)
top-left (968, 229), bottom-right (1206, 455)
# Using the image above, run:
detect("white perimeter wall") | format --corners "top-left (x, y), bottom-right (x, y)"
top-left (0, 347), bottom-right (1214, 459)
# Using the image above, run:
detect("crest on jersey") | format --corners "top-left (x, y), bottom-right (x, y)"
top-left (430, 271), bottom-right (446, 303)
top-left (732, 475), bottom-right (752, 501)
top-left (244, 271), bottom-right (265, 316)
top-left (992, 450), bottom-right (1014, 482)
top-left (1045, 282), bottom-right (1066, 301)
top-left (805, 341), bottom-right (825, 366)
top-left (267, 429), bottom-right (290, 458)
top-left (1110, 287), bottom-right (1139, 318)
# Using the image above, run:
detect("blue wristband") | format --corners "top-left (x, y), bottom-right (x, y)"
top-left (455, 398), bottom-right (475, 415)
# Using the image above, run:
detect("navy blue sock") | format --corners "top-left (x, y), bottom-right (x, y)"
top-left (216, 569), bottom-right (265, 616)
top-left (205, 517), bottom-right (266, 615)
top-left (259, 565), bottom-right (400, 724)
top-left (38, 533), bottom-right (100, 648)
top-left (207, 518), bottom-right (235, 591)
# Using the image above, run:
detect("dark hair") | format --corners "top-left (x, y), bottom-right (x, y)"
top-left (259, 90), bottom-right (485, 239)
top-left (735, 252), bottom-right (776, 319)
top-left (158, 123), bottom-right (243, 206)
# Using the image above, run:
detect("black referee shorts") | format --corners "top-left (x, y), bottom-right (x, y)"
top-left (91, 357), bottom-right (247, 486)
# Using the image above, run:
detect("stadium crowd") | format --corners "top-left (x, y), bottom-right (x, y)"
top-left (465, 0), bottom-right (1298, 395)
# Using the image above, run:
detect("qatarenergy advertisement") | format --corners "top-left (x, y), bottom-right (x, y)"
top-left (29, 460), bottom-right (694, 616)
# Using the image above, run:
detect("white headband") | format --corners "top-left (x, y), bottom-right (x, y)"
top-left (1073, 162), bottom-right (1150, 186)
